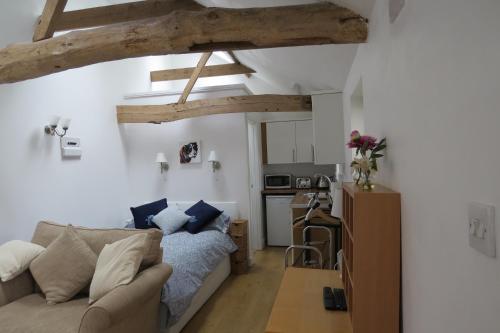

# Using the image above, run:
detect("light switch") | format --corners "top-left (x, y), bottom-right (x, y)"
top-left (468, 202), bottom-right (496, 257)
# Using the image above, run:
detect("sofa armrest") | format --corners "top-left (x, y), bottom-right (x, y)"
top-left (0, 271), bottom-right (34, 307)
top-left (79, 263), bottom-right (173, 332)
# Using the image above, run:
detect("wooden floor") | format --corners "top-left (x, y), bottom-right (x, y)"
top-left (181, 247), bottom-right (285, 333)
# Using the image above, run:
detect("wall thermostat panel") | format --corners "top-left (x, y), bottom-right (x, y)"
top-left (61, 137), bottom-right (82, 158)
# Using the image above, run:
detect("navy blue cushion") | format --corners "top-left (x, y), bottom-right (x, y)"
top-left (185, 201), bottom-right (223, 234)
top-left (130, 199), bottom-right (167, 229)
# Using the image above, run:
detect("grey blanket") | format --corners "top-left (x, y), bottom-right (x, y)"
top-left (161, 230), bottom-right (238, 325)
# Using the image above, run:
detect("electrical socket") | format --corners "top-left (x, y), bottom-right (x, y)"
top-left (468, 202), bottom-right (496, 258)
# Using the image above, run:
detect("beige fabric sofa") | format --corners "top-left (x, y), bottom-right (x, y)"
top-left (0, 221), bottom-right (173, 333)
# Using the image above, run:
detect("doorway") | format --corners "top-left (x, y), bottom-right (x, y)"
top-left (247, 120), bottom-right (265, 251)
top-left (350, 78), bottom-right (365, 158)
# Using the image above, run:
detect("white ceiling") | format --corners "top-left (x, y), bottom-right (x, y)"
top-left (195, 0), bottom-right (375, 93)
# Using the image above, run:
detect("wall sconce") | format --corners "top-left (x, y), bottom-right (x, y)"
top-left (45, 116), bottom-right (71, 138)
top-left (208, 150), bottom-right (220, 172)
top-left (156, 153), bottom-right (169, 174)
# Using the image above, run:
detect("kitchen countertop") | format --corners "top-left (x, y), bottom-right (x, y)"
top-left (290, 191), bottom-right (331, 209)
top-left (261, 188), bottom-right (329, 195)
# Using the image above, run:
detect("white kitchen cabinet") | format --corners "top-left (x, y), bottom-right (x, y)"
top-left (294, 120), bottom-right (314, 163)
top-left (266, 120), bottom-right (314, 164)
top-left (266, 195), bottom-right (294, 246)
top-left (312, 92), bottom-right (345, 165)
top-left (266, 121), bottom-right (296, 164)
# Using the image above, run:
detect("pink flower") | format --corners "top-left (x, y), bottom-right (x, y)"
top-left (346, 131), bottom-right (378, 150)
top-left (359, 135), bottom-right (377, 150)
top-left (347, 141), bottom-right (361, 148)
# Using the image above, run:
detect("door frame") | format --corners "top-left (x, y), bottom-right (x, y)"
top-left (247, 120), bottom-right (265, 251)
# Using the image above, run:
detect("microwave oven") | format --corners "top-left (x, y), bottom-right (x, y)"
top-left (264, 174), bottom-right (292, 189)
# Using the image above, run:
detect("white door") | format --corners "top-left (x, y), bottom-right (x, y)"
top-left (247, 121), bottom-right (265, 251)
top-left (294, 120), bottom-right (314, 163)
top-left (266, 196), bottom-right (294, 246)
top-left (266, 121), bottom-right (296, 164)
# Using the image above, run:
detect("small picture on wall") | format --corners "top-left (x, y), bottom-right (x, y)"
top-left (179, 141), bottom-right (201, 164)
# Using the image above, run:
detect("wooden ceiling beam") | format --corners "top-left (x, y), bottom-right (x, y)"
top-left (0, 3), bottom-right (367, 84)
top-left (51, 0), bottom-right (204, 33)
top-left (117, 95), bottom-right (312, 124)
top-left (178, 52), bottom-right (212, 103)
top-left (226, 51), bottom-right (252, 78)
top-left (151, 63), bottom-right (255, 82)
top-left (33, 0), bottom-right (69, 41)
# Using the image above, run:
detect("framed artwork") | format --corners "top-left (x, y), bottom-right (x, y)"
top-left (179, 140), bottom-right (201, 164)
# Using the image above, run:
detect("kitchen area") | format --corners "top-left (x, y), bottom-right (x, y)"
top-left (256, 91), bottom-right (346, 266)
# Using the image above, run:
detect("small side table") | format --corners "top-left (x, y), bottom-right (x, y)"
top-left (229, 219), bottom-right (249, 274)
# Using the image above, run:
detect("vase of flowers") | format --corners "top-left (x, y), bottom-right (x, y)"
top-left (347, 130), bottom-right (386, 190)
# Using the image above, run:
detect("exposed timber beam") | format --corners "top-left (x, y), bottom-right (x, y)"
top-left (51, 0), bottom-right (204, 33)
top-left (117, 95), bottom-right (312, 123)
top-left (227, 51), bottom-right (240, 64)
top-left (0, 3), bottom-right (367, 84)
top-left (33, 0), bottom-right (69, 41)
top-left (150, 63), bottom-right (255, 82)
top-left (178, 52), bottom-right (212, 103)
top-left (226, 51), bottom-right (252, 78)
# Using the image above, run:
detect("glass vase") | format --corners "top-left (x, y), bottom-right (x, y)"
top-left (352, 169), bottom-right (375, 191)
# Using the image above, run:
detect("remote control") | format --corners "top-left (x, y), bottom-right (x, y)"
top-left (323, 287), bottom-right (335, 310)
top-left (333, 288), bottom-right (347, 311)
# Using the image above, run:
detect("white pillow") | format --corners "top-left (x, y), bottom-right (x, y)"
top-left (152, 206), bottom-right (191, 235)
top-left (0, 240), bottom-right (45, 282)
top-left (89, 233), bottom-right (150, 304)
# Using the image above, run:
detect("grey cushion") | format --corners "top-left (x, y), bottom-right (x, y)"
top-left (152, 207), bottom-right (191, 235)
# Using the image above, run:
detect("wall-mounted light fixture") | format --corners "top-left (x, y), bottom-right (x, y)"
top-left (208, 150), bottom-right (220, 172)
top-left (45, 116), bottom-right (71, 138)
top-left (156, 153), bottom-right (169, 174)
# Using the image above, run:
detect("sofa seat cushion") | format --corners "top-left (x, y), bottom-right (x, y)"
top-left (0, 293), bottom-right (88, 333)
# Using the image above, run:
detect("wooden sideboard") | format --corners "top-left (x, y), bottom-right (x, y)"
top-left (265, 267), bottom-right (352, 333)
top-left (342, 183), bottom-right (401, 333)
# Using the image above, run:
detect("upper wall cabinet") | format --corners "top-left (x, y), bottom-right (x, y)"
top-left (312, 92), bottom-right (345, 165)
top-left (295, 120), bottom-right (314, 163)
top-left (266, 121), bottom-right (297, 164)
top-left (265, 120), bottom-right (314, 164)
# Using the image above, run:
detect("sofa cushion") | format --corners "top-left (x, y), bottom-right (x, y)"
top-left (89, 234), bottom-right (150, 304)
top-left (0, 293), bottom-right (88, 333)
top-left (0, 240), bottom-right (45, 282)
top-left (32, 221), bottom-right (163, 268)
top-left (0, 271), bottom-right (35, 307)
top-left (30, 226), bottom-right (98, 304)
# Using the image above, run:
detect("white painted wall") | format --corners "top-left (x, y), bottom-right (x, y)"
top-left (0, 2), bottom-right (250, 243)
top-left (343, 0), bottom-right (500, 332)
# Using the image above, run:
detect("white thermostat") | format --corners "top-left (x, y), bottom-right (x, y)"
top-left (60, 137), bottom-right (82, 158)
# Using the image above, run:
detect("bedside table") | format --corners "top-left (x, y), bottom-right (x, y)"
top-left (229, 219), bottom-right (249, 274)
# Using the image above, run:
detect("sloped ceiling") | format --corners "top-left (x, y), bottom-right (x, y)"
top-left (103, 0), bottom-right (374, 93)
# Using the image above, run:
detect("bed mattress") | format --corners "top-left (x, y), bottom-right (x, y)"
top-left (161, 230), bottom-right (237, 325)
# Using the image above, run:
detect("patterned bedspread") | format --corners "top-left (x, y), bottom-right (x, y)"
top-left (161, 230), bottom-right (238, 325)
